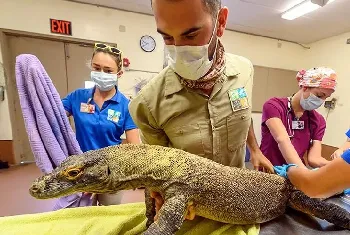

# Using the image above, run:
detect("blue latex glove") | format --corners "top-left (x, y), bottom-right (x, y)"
top-left (273, 164), bottom-right (298, 179)
top-left (344, 188), bottom-right (350, 195)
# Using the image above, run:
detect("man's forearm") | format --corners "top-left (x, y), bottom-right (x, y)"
top-left (246, 119), bottom-right (260, 153)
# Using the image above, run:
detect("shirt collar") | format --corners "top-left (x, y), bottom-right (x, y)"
top-left (164, 53), bottom-right (240, 96)
top-left (223, 55), bottom-right (240, 77)
top-left (164, 68), bottom-right (184, 97)
top-left (88, 86), bottom-right (121, 103)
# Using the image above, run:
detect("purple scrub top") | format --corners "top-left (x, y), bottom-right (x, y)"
top-left (260, 97), bottom-right (326, 166)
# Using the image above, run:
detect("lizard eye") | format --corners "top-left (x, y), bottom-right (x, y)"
top-left (66, 168), bottom-right (82, 179)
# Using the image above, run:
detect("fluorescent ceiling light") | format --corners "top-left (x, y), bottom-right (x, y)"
top-left (282, 0), bottom-right (321, 20)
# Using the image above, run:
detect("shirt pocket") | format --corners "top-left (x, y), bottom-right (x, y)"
top-left (166, 124), bottom-right (205, 157)
top-left (227, 108), bottom-right (251, 152)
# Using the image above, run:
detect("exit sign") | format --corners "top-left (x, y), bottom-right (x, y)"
top-left (50, 19), bottom-right (72, 36)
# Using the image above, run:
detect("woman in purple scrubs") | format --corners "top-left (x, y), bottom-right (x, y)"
top-left (260, 67), bottom-right (337, 169)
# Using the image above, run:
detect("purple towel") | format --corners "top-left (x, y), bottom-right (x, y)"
top-left (15, 54), bottom-right (92, 209)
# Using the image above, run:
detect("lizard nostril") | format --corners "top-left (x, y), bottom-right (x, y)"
top-left (31, 185), bottom-right (39, 193)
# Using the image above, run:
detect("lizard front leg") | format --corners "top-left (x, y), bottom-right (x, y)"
top-left (144, 188), bottom-right (155, 228)
top-left (143, 195), bottom-right (188, 235)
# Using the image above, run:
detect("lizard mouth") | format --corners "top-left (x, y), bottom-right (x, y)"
top-left (29, 183), bottom-right (76, 199)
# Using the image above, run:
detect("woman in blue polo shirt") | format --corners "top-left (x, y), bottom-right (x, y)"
top-left (62, 43), bottom-right (141, 206)
top-left (274, 150), bottom-right (350, 199)
top-left (62, 43), bottom-right (140, 153)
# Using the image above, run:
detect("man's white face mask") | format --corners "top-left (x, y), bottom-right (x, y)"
top-left (165, 15), bottom-right (219, 81)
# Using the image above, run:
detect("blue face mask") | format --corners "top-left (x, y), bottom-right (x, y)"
top-left (300, 92), bottom-right (324, 111)
top-left (90, 71), bottom-right (118, 91)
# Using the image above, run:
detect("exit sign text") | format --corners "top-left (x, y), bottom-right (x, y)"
top-left (50, 19), bottom-right (72, 36)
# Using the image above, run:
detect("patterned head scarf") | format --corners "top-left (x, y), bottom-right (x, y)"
top-left (296, 67), bottom-right (337, 91)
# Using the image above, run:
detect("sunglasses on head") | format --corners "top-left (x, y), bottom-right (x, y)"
top-left (94, 43), bottom-right (121, 56)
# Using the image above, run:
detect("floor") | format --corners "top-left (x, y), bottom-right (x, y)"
top-left (0, 163), bottom-right (144, 217)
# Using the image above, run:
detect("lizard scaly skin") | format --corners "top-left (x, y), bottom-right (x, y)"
top-left (29, 144), bottom-right (350, 234)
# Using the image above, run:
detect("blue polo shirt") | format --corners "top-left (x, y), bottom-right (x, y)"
top-left (343, 129), bottom-right (350, 164)
top-left (346, 129), bottom-right (350, 139)
top-left (62, 87), bottom-right (137, 152)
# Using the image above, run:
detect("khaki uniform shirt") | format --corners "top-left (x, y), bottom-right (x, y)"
top-left (129, 53), bottom-right (253, 168)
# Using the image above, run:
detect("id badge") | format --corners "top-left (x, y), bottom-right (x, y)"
top-left (292, 120), bottom-right (304, 130)
top-left (80, 103), bottom-right (95, 114)
top-left (228, 87), bottom-right (250, 112)
top-left (107, 109), bottom-right (121, 123)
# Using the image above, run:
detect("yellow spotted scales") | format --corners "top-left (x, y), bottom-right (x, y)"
top-left (29, 144), bottom-right (350, 234)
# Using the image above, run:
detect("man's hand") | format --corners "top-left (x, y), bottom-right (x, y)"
top-left (150, 191), bottom-right (195, 221)
top-left (331, 149), bottom-right (344, 159)
top-left (150, 191), bottom-right (164, 221)
top-left (250, 151), bottom-right (274, 173)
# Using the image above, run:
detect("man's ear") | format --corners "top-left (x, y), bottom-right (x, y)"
top-left (217, 7), bottom-right (228, 37)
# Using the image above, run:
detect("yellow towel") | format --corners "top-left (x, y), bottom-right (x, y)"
top-left (0, 202), bottom-right (259, 235)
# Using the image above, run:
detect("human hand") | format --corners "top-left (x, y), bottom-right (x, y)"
top-left (83, 192), bottom-right (96, 200)
top-left (150, 191), bottom-right (164, 221)
top-left (150, 191), bottom-right (195, 221)
top-left (273, 164), bottom-right (297, 178)
top-left (331, 149), bottom-right (344, 160)
top-left (250, 151), bottom-right (274, 173)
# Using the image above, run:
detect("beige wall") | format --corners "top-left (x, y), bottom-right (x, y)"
top-left (0, 0), bottom-right (164, 73)
top-left (303, 32), bottom-right (350, 147)
top-left (221, 31), bottom-right (306, 71)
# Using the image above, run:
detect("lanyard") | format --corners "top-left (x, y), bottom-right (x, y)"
top-left (286, 96), bottom-right (294, 138)
top-left (286, 96), bottom-right (313, 148)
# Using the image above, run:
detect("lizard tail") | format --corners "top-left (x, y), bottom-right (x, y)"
top-left (288, 190), bottom-right (350, 230)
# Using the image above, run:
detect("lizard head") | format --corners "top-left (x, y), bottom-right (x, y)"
top-left (29, 150), bottom-right (113, 199)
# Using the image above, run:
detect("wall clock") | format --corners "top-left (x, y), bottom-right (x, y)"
top-left (140, 35), bottom-right (156, 52)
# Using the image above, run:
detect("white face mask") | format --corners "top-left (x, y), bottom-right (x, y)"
top-left (165, 17), bottom-right (219, 80)
top-left (300, 92), bottom-right (324, 111)
top-left (90, 71), bottom-right (118, 91)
